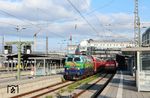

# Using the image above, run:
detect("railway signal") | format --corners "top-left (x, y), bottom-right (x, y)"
top-left (23, 45), bottom-right (32, 54)
top-left (4, 45), bottom-right (12, 54)
top-left (5, 41), bottom-right (33, 80)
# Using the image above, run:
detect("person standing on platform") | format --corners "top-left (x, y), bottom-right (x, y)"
top-left (30, 65), bottom-right (35, 78)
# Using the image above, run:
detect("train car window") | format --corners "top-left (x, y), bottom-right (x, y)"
top-left (74, 57), bottom-right (81, 62)
top-left (67, 57), bottom-right (73, 62)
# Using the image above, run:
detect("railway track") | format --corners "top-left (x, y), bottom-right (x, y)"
top-left (26, 73), bottom-right (103, 98)
top-left (11, 74), bottom-right (95, 98)
top-left (92, 73), bottom-right (115, 98)
top-left (11, 81), bottom-right (73, 98)
top-left (11, 72), bottom-right (114, 98)
top-left (72, 72), bottom-right (115, 98)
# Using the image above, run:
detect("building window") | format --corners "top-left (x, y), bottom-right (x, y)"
top-left (142, 52), bottom-right (150, 70)
top-left (147, 40), bottom-right (149, 44)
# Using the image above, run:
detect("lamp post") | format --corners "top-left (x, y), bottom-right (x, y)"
top-left (15, 26), bottom-right (26, 80)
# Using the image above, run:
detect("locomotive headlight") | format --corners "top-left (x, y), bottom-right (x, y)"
top-left (106, 64), bottom-right (109, 66)
top-left (66, 68), bottom-right (69, 70)
top-left (77, 68), bottom-right (80, 70)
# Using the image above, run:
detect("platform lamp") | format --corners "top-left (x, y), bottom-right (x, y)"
top-left (15, 26), bottom-right (26, 80)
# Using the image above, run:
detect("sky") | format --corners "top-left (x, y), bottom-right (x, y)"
top-left (0, 0), bottom-right (150, 52)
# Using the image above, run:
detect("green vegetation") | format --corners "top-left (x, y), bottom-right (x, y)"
top-left (58, 74), bottom-right (100, 94)
top-left (55, 92), bottom-right (61, 97)
top-left (66, 74), bottom-right (99, 92)
top-left (45, 95), bottom-right (53, 98)
top-left (59, 88), bottom-right (65, 93)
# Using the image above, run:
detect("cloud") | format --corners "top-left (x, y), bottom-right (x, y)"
top-left (0, 0), bottom-right (92, 21)
top-left (0, 0), bottom-right (150, 51)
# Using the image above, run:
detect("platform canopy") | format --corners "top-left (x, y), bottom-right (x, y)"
top-left (121, 47), bottom-right (150, 52)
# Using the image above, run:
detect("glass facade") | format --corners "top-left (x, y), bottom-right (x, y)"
top-left (142, 28), bottom-right (150, 46)
top-left (141, 52), bottom-right (150, 70)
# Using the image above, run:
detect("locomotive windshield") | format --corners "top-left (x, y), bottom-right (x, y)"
top-left (74, 57), bottom-right (81, 62)
top-left (67, 57), bottom-right (73, 62)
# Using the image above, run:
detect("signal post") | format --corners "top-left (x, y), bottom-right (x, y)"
top-left (5, 41), bottom-right (33, 80)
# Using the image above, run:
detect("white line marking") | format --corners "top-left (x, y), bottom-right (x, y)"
top-left (116, 71), bottom-right (123, 98)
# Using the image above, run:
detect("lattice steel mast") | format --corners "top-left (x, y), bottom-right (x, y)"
top-left (134, 0), bottom-right (141, 47)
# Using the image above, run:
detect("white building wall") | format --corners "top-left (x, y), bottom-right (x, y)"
top-left (79, 40), bottom-right (134, 50)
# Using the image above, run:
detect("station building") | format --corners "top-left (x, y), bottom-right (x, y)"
top-left (79, 39), bottom-right (135, 56)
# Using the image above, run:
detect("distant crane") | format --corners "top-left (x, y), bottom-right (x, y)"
top-left (33, 28), bottom-right (42, 52)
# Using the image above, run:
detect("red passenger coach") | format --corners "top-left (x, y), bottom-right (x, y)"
top-left (92, 56), bottom-right (105, 72)
top-left (105, 59), bottom-right (117, 72)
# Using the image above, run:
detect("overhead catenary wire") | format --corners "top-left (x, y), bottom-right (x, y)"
top-left (34, 8), bottom-right (66, 38)
top-left (0, 9), bottom-right (40, 28)
top-left (93, 14), bottom-right (106, 35)
top-left (82, 0), bottom-right (133, 40)
top-left (66, 0), bottom-right (123, 39)
top-left (65, 0), bottom-right (115, 22)
top-left (0, 8), bottom-right (66, 39)
top-left (66, 0), bottom-right (99, 35)
top-left (0, 21), bottom-right (18, 27)
top-left (86, 0), bottom-right (115, 15)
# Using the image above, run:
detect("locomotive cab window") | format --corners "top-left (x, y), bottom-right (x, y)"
top-left (67, 57), bottom-right (73, 62)
top-left (74, 57), bottom-right (81, 62)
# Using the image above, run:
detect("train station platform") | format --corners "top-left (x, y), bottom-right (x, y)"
top-left (98, 71), bottom-right (150, 98)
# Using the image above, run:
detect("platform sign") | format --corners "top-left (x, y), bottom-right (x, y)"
top-left (7, 85), bottom-right (19, 94)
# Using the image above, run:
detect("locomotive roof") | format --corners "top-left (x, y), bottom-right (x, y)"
top-left (67, 54), bottom-right (85, 57)
top-left (67, 54), bottom-right (94, 59)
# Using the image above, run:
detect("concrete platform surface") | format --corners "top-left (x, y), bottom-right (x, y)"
top-left (0, 74), bottom-right (63, 98)
top-left (98, 71), bottom-right (150, 98)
